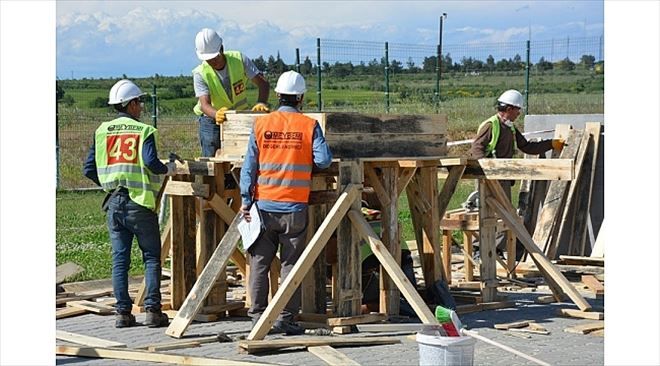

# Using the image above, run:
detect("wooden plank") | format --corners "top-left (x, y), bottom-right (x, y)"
top-left (248, 184), bottom-right (361, 340)
top-left (56, 262), bottom-right (84, 284)
top-left (56, 289), bottom-right (114, 306)
top-left (137, 335), bottom-right (222, 351)
top-left (165, 160), bottom-right (216, 176)
top-left (165, 214), bottom-right (243, 338)
top-left (332, 326), bottom-right (352, 334)
top-left (494, 320), bottom-right (531, 330)
top-left (576, 123), bottom-right (602, 255)
top-left (581, 275), bottom-right (604, 294)
top-left (66, 300), bottom-right (115, 315)
top-left (148, 342), bottom-right (201, 352)
top-left (56, 330), bottom-right (126, 348)
top-left (559, 308), bottom-right (604, 320)
top-left (347, 210), bottom-right (437, 324)
top-left (164, 181), bottom-right (210, 198)
top-left (474, 159), bottom-right (574, 181)
top-left (136, 218), bottom-right (171, 306)
top-left (56, 346), bottom-right (266, 366)
top-left (356, 323), bottom-right (424, 332)
top-left (327, 313), bottom-right (387, 327)
top-left (206, 194), bottom-right (237, 225)
top-left (379, 165), bottom-right (400, 314)
top-left (56, 306), bottom-right (87, 319)
top-left (532, 130), bottom-right (583, 258)
top-left (170, 193), bottom-right (197, 310)
top-left (455, 301), bottom-right (517, 315)
top-left (301, 203), bottom-right (329, 314)
top-left (336, 162), bottom-right (363, 317)
top-left (483, 182), bottom-right (592, 311)
top-left (396, 167), bottom-right (417, 196)
top-left (509, 328), bottom-right (550, 335)
top-left (564, 321), bottom-right (604, 334)
top-left (364, 163), bottom-right (391, 207)
top-left (560, 256), bottom-right (604, 267)
top-left (308, 346), bottom-right (361, 366)
top-left (478, 181), bottom-right (498, 302)
top-left (463, 232), bottom-right (474, 281)
top-left (238, 336), bottom-right (400, 354)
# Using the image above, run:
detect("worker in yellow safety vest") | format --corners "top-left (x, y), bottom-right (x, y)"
top-left (469, 89), bottom-right (564, 259)
top-left (192, 28), bottom-right (270, 158)
top-left (83, 79), bottom-right (175, 329)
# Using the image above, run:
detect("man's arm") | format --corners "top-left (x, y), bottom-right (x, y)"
top-left (515, 128), bottom-right (553, 155)
top-left (251, 73), bottom-right (270, 105)
top-left (141, 134), bottom-right (168, 174)
top-left (240, 131), bottom-right (259, 207)
top-left (193, 72), bottom-right (217, 119)
top-left (312, 122), bottom-right (332, 169)
top-left (469, 122), bottom-right (492, 159)
top-left (82, 139), bottom-right (100, 186)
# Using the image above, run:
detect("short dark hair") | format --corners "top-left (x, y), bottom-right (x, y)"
top-left (114, 103), bottom-right (130, 113)
top-left (278, 93), bottom-right (302, 107)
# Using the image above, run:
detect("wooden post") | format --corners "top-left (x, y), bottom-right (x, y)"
top-left (170, 183), bottom-right (197, 310)
top-left (442, 230), bottom-right (452, 284)
top-left (336, 160), bottom-right (363, 317)
top-left (202, 163), bottom-right (226, 309)
top-left (478, 180), bottom-right (498, 302)
top-left (379, 165), bottom-right (400, 315)
top-left (506, 231), bottom-right (516, 278)
top-left (302, 203), bottom-right (329, 314)
top-left (463, 231), bottom-right (474, 281)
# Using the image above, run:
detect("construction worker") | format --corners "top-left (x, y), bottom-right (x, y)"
top-left (240, 71), bottom-right (332, 335)
top-left (469, 89), bottom-right (564, 258)
top-left (193, 28), bottom-right (270, 157)
top-left (83, 79), bottom-right (175, 328)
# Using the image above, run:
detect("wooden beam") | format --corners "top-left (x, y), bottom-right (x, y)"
top-left (483, 186), bottom-right (592, 311)
top-left (356, 323), bottom-right (424, 332)
top-left (396, 167), bottom-right (417, 197)
top-left (559, 308), bottom-right (604, 320)
top-left (170, 194), bottom-right (197, 310)
top-left (248, 184), bottom-right (361, 340)
top-left (164, 181), bottom-right (210, 198)
top-left (308, 346), bottom-right (361, 366)
top-left (159, 160), bottom-right (216, 176)
top-left (347, 209), bottom-right (437, 324)
top-left (379, 165), bottom-right (400, 315)
top-left (56, 346), bottom-right (266, 366)
top-left (364, 163), bottom-right (391, 207)
top-left (327, 313), bottom-right (387, 327)
top-left (564, 321), bottom-right (604, 334)
top-left (66, 300), bottom-right (114, 315)
top-left (576, 123), bottom-right (602, 255)
top-left (239, 336), bottom-right (400, 354)
top-left (336, 162), bottom-right (363, 317)
top-left (494, 320), bottom-right (532, 330)
top-left (478, 181), bottom-right (498, 302)
top-left (474, 159), bottom-right (574, 181)
top-left (56, 330), bottom-right (126, 348)
top-left (581, 275), bottom-right (605, 296)
top-left (165, 214), bottom-right (243, 338)
top-left (56, 306), bottom-right (87, 319)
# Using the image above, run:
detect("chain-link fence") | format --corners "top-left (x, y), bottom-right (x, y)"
top-left (57, 35), bottom-right (604, 190)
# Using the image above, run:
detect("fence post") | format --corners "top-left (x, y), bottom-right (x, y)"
top-left (524, 40), bottom-right (530, 115)
top-left (295, 48), bottom-right (301, 73)
top-left (56, 87), bottom-right (60, 190)
top-left (152, 84), bottom-right (157, 128)
top-left (316, 38), bottom-right (322, 112)
top-left (384, 42), bottom-right (390, 113)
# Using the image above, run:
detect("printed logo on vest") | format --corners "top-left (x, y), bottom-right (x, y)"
top-left (263, 131), bottom-right (303, 140)
top-left (232, 80), bottom-right (245, 95)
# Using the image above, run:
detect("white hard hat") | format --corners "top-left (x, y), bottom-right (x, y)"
top-left (108, 79), bottom-right (146, 106)
top-left (195, 28), bottom-right (223, 61)
top-left (274, 71), bottom-right (306, 95)
top-left (497, 89), bottom-right (523, 108)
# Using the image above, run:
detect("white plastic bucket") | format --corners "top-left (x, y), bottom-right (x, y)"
top-left (416, 333), bottom-right (476, 366)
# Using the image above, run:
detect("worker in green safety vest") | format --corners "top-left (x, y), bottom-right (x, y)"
top-left (192, 28), bottom-right (270, 158)
top-left (469, 89), bottom-right (565, 259)
top-left (83, 79), bottom-right (176, 329)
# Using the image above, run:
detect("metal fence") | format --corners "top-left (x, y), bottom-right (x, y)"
top-left (57, 35), bottom-right (604, 190)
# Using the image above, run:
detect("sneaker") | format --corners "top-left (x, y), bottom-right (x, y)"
top-left (272, 320), bottom-right (304, 336)
top-left (115, 312), bottom-right (136, 328)
top-left (144, 308), bottom-right (169, 328)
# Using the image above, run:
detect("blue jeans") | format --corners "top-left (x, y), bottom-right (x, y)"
top-left (106, 191), bottom-right (162, 313)
top-left (198, 115), bottom-right (220, 157)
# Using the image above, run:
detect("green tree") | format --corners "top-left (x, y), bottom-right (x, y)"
top-left (536, 57), bottom-right (553, 71)
top-left (486, 55), bottom-right (495, 71)
top-left (555, 57), bottom-right (575, 71)
top-left (301, 56), bottom-right (313, 75)
top-left (390, 59), bottom-right (403, 73)
top-left (580, 54), bottom-right (596, 69)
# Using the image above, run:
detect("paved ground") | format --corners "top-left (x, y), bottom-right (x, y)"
top-left (56, 288), bottom-right (603, 366)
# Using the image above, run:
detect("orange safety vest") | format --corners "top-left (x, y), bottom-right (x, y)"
top-left (254, 112), bottom-right (315, 203)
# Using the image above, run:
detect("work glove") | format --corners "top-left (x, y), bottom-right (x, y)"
top-left (551, 139), bottom-right (565, 152)
top-left (215, 107), bottom-right (229, 125)
top-left (165, 162), bottom-right (177, 176)
top-left (251, 102), bottom-right (270, 113)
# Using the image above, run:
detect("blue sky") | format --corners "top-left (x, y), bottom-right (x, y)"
top-left (56, 1), bottom-right (604, 79)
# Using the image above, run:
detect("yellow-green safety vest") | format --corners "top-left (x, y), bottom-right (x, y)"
top-left (193, 50), bottom-right (249, 115)
top-left (94, 117), bottom-right (162, 211)
top-left (477, 114), bottom-right (516, 158)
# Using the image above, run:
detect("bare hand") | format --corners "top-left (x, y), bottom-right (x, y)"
top-left (240, 205), bottom-right (251, 222)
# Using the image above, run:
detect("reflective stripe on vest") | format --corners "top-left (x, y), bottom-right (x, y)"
top-left (254, 112), bottom-right (315, 203)
top-left (94, 117), bottom-right (161, 210)
top-left (193, 50), bottom-right (248, 115)
top-left (477, 114), bottom-right (516, 157)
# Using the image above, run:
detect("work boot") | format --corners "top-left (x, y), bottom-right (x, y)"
top-left (271, 320), bottom-right (304, 336)
top-left (144, 308), bottom-right (169, 328)
top-left (115, 312), bottom-right (136, 328)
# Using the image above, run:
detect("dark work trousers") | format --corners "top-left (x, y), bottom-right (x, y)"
top-left (247, 207), bottom-right (308, 323)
